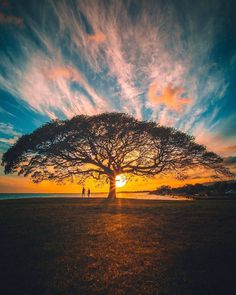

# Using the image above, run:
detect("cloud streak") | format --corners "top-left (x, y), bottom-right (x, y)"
top-left (0, 122), bottom-right (21, 137)
top-left (0, 123), bottom-right (21, 148)
top-left (0, 11), bottom-right (23, 26)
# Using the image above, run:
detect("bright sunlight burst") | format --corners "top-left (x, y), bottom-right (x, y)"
top-left (115, 174), bottom-right (127, 188)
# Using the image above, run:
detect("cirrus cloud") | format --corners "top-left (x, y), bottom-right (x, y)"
top-left (0, 0), bottom-right (233, 153)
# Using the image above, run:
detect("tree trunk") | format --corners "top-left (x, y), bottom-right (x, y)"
top-left (107, 176), bottom-right (116, 199)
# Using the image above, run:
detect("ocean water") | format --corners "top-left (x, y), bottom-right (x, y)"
top-left (0, 192), bottom-right (191, 201)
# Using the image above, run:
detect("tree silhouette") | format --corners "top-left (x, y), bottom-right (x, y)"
top-left (1, 112), bottom-right (232, 198)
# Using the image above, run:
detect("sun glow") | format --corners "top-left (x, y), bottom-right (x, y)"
top-left (115, 174), bottom-right (127, 188)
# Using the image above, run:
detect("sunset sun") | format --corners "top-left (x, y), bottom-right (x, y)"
top-left (115, 174), bottom-right (127, 188)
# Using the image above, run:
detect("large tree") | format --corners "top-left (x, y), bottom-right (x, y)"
top-left (1, 112), bottom-right (232, 198)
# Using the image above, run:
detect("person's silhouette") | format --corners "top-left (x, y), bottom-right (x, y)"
top-left (82, 186), bottom-right (85, 198)
top-left (87, 188), bottom-right (91, 198)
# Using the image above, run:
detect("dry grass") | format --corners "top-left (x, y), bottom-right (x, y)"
top-left (0, 198), bottom-right (236, 294)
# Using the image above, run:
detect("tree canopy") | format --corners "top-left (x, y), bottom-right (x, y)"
top-left (1, 112), bottom-right (232, 198)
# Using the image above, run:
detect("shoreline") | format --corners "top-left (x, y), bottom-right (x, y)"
top-left (0, 192), bottom-right (192, 202)
top-left (1, 195), bottom-right (234, 202)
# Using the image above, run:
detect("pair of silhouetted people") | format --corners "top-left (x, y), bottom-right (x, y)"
top-left (82, 187), bottom-right (91, 198)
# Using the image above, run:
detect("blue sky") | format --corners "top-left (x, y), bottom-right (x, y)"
top-left (0, 0), bottom-right (236, 190)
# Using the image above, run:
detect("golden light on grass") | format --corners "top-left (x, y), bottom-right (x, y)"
top-left (115, 174), bottom-right (127, 188)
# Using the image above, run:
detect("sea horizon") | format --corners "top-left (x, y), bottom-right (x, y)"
top-left (0, 192), bottom-right (190, 201)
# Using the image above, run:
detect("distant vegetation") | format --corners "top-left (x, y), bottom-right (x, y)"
top-left (151, 180), bottom-right (236, 198)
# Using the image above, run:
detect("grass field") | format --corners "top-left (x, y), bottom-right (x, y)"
top-left (0, 198), bottom-right (235, 295)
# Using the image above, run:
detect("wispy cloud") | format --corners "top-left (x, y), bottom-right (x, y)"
top-left (193, 123), bottom-right (236, 158)
top-left (0, 122), bottom-right (21, 137)
top-left (22, 53), bottom-right (111, 118)
top-left (148, 83), bottom-right (192, 111)
top-left (0, 12), bottom-right (23, 26)
top-left (0, 38), bottom-right (111, 119)
top-left (87, 32), bottom-right (106, 43)
top-left (221, 145), bottom-right (236, 154)
top-left (0, 136), bottom-right (19, 145)
top-left (0, 123), bottom-right (21, 148)
top-left (0, 0), bottom-right (233, 148)
top-left (0, 106), bottom-right (14, 117)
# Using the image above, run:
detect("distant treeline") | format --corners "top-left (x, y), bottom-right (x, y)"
top-left (151, 180), bottom-right (236, 197)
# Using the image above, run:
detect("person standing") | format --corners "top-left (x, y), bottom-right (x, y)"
top-left (87, 188), bottom-right (91, 198)
top-left (82, 186), bottom-right (85, 198)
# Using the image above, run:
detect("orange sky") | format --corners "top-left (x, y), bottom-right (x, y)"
top-left (0, 168), bottom-right (224, 194)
